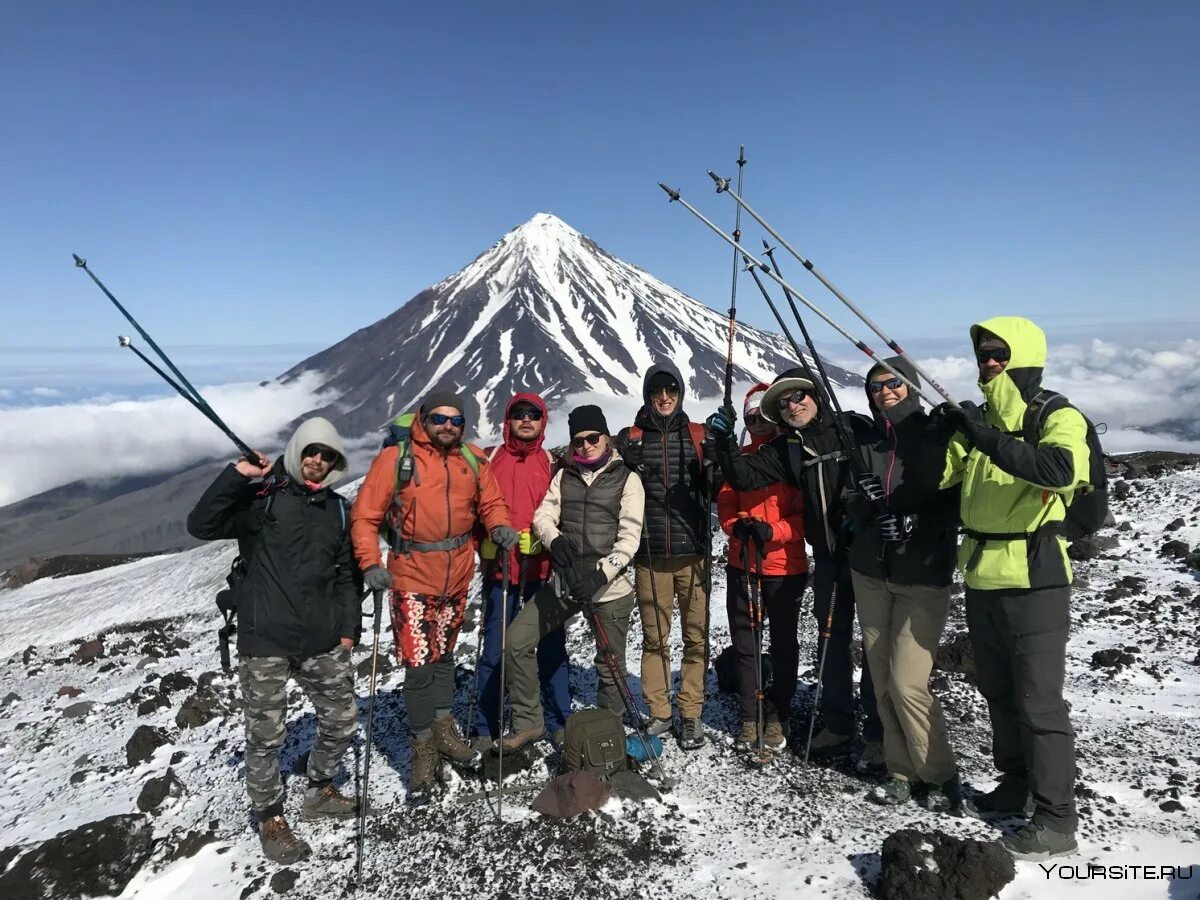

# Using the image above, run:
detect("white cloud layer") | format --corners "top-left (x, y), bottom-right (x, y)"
top-left (0, 373), bottom-right (336, 507)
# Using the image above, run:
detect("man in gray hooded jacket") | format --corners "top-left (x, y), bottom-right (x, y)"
top-left (187, 417), bottom-right (361, 865)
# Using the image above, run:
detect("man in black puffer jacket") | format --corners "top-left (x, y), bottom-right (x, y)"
top-left (615, 360), bottom-right (711, 751)
top-left (709, 366), bottom-right (882, 762)
top-left (187, 417), bottom-right (361, 864)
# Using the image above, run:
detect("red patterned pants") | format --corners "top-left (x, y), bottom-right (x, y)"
top-left (390, 591), bottom-right (468, 668)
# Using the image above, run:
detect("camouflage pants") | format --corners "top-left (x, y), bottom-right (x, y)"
top-left (238, 646), bottom-right (357, 813)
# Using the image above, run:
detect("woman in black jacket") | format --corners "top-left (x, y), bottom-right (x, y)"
top-left (844, 357), bottom-right (961, 811)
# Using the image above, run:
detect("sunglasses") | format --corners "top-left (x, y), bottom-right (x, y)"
top-left (975, 346), bottom-right (1011, 365)
top-left (428, 413), bottom-right (466, 427)
top-left (651, 385), bottom-right (680, 398)
top-left (570, 432), bottom-right (604, 449)
top-left (778, 389), bottom-right (811, 408)
top-left (509, 407), bottom-right (543, 421)
top-left (744, 413), bottom-right (765, 426)
top-left (868, 377), bottom-right (905, 394)
top-left (302, 444), bottom-right (339, 463)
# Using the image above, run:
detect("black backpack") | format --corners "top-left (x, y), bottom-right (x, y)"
top-left (560, 708), bottom-right (628, 778)
top-left (1022, 390), bottom-right (1109, 540)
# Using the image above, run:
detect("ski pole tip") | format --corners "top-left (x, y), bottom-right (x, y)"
top-left (117, 335), bottom-right (131, 348)
top-left (658, 183), bottom-right (681, 202)
top-left (707, 170), bottom-right (730, 192)
top-left (72, 253), bottom-right (86, 267)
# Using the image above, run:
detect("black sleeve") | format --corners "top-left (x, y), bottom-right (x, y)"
top-left (335, 506), bottom-right (362, 642)
top-left (969, 426), bottom-right (1076, 489)
top-left (715, 433), bottom-right (797, 492)
top-left (186, 465), bottom-right (257, 541)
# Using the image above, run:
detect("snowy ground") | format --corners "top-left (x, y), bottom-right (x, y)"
top-left (1, 463), bottom-right (1199, 899)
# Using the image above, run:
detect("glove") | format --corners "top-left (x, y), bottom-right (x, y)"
top-left (932, 401), bottom-right (985, 436)
top-left (489, 526), bottom-right (519, 551)
top-left (619, 438), bottom-right (643, 470)
top-left (854, 472), bottom-right (886, 503)
top-left (876, 513), bottom-right (912, 543)
top-left (706, 404), bottom-right (737, 437)
top-left (550, 536), bottom-right (578, 569)
top-left (518, 530), bottom-right (542, 556)
top-left (569, 565), bottom-right (607, 603)
top-left (363, 566), bottom-right (393, 592)
top-left (731, 518), bottom-right (772, 547)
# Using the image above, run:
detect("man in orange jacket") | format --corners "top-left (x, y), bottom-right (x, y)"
top-left (350, 391), bottom-right (515, 805)
top-left (717, 384), bottom-right (809, 753)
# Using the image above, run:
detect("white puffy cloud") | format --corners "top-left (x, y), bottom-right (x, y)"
top-left (0, 373), bottom-right (337, 506)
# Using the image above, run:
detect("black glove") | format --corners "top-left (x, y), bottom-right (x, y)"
top-left (732, 518), bottom-right (772, 547)
top-left (569, 565), bottom-right (607, 603)
top-left (706, 404), bottom-right (737, 437)
top-left (619, 439), bottom-right (643, 470)
top-left (490, 526), bottom-right (519, 551)
top-left (550, 536), bottom-right (578, 569)
top-left (363, 566), bottom-right (393, 592)
top-left (932, 401), bottom-right (985, 437)
top-left (876, 513), bottom-right (912, 543)
top-left (854, 472), bottom-right (886, 503)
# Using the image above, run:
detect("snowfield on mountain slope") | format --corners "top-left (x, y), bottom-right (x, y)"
top-left (1, 463), bottom-right (1199, 899)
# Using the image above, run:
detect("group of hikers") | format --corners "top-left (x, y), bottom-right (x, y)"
top-left (187, 314), bottom-right (1092, 867)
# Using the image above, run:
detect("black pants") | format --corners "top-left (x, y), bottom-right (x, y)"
top-left (403, 655), bottom-right (455, 736)
top-left (966, 585), bottom-right (1077, 833)
top-left (726, 566), bottom-right (807, 724)
top-left (812, 560), bottom-right (881, 741)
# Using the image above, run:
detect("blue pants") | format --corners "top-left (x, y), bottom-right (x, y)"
top-left (473, 577), bottom-right (571, 737)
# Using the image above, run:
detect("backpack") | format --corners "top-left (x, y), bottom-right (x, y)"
top-left (380, 411), bottom-right (482, 551)
top-left (1022, 390), bottom-right (1109, 541)
top-left (560, 708), bottom-right (629, 778)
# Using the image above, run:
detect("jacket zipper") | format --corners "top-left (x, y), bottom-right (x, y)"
top-left (882, 420), bottom-right (898, 576)
top-left (661, 432), bottom-right (670, 558)
top-left (440, 451), bottom-right (452, 600)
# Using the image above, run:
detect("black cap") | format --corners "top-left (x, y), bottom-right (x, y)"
top-left (420, 390), bottom-right (465, 417)
top-left (568, 405), bottom-right (608, 436)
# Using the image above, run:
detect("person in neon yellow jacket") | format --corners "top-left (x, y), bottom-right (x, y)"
top-left (936, 316), bottom-right (1089, 862)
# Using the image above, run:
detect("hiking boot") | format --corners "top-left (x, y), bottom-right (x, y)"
top-left (431, 715), bottom-right (482, 769)
top-left (646, 716), bottom-right (673, 737)
top-left (259, 815), bottom-right (311, 864)
top-left (497, 724), bottom-right (545, 753)
top-left (678, 717), bottom-right (704, 751)
top-left (408, 734), bottom-right (439, 807)
top-left (470, 734), bottom-right (494, 755)
top-left (870, 776), bottom-right (912, 806)
top-left (734, 721), bottom-right (759, 752)
top-left (806, 728), bottom-right (852, 759)
top-left (856, 741), bottom-right (886, 774)
top-left (1000, 822), bottom-right (1078, 861)
top-left (301, 781), bottom-right (357, 820)
top-left (762, 721), bottom-right (787, 752)
top-left (924, 773), bottom-right (963, 814)
top-left (548, 729), bottom-right (566, 751)
top-left (963, 778), bottom-right (1035, 820)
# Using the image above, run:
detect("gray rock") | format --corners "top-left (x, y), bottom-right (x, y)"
top-left (0, 813), bottom-right (153, 899)
top-left (62, 701), bottom-right (98, 719)
top-left (880, 828), bottom-right (1015, 900)
top-left (126, 724), bottom-right (170, 766)
top-left (136, 768), bottom-right (185, 813)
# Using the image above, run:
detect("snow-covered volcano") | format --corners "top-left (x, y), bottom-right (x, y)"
top-left (285, 213), bottom-right (856, 436)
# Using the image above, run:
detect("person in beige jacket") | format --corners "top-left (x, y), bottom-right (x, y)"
top-left (500, 405), bottom-right (646, 752)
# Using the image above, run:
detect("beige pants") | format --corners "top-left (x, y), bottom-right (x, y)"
top-left (853, 571), bottom-right (956, 784)
top-left (636, 555), bottom-right (708, 719)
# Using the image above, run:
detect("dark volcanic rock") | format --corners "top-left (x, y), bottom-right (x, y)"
top-left (62, 701), bottom-right (97, 719)
top-left (271, 869), bottom-right (299, 893)
top-left (880, 828), bottom-right (1015, 900)
top-left (159, 671), bottom-right (196, 695)
top-left (1068, 533), bottom-right (1118, 561)
top-left (126, 724), bottom-right (170, 766)
top-left (0, 813), bottom-right (153, 899)
top-left (137, 768), bottom-right (185, 813)
top-left (56, 686), bottom-right (83, 698)
top-left (1112, 480), bottom-right (1131, 500)
top-left (72, 638), bottom-right (105, 664)
top-left (934, 633), bottom-right (976, 683)
top-left (1, 691), bottom-right (21, 707)
top-left (1166, 517), bottom-right (1187, 532)
top-left (1091, 648), bottom-right (1136, 670)
top-left (1160, 539), bottom-right (1190, 560)
top-left (175, 690), bottom-right (224, 729)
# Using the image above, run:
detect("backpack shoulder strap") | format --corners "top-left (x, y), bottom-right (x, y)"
top-left (488, 445), bottom-right (502, 462)
top-left (1022, 390), bottom-right (1069, 446)
top-left (628, 425), bottom-right (643, 442)
top-left (460, 443), bottom-right (482, 482)
top-left (686, 422), bottom-right (706, 463)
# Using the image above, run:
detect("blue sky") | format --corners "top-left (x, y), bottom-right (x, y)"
top-left (1, 1), bottom-right (1196, 380)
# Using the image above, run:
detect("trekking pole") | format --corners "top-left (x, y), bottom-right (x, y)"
top-left (742, 540), bottom-right (769, 766)
top-left (355, 588), bottom-right (385, 884)
top-left (73, 255), bottom-right (267, 463)
top-left (803, 582), bottom-right (838, 766)
top-left (705, 174), bottom-right (957, 406)
top-left (722, 145), bottom-right (746, 412)
top-left (496, 550), bottom-right (512, 821)
top-left (463, 557), bottom-right (496, 770)
top-left (640, 529), bottom-right (674, 722)
top-left (565, 574), bottom-right (675, 789)
top-left (656, 185), bottom-right (950, 409)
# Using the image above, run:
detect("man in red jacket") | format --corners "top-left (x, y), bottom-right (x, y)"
top-left (473, 393), bottom-right (570, 751)
top-left (717, 384), bottom-right (809, 753)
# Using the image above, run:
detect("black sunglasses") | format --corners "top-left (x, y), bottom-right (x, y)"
top-left (570, 432), bottom-right (604, 449)
top-left (777, 388), bottom-right (811, 408)
top-left (744, 412), bottom-right (765, 426)
top-left (651, 384), bottom-right (680, 397)
top-left (868, 377), bottom-right (905, 394)
top-left (509, 407), bottom-right (543, 421)
top-left (302, 444), bottom-right (339, 463)
top-left (428, 413), bottom-right (465, 427)
top-left (976, 346), bottom-right (1011, 364)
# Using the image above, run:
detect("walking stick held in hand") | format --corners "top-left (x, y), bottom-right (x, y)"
top-left (496, 550), bottom-right (512, 821)
top-left (803, 582), bottom-right (838, 766)
top-left (356, 588), bottom-right (385, 885)
top-left (742, 539), bottom-right (769, 767)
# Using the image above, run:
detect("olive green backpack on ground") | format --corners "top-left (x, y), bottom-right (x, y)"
top-left (560, 708), bottom-right (629, 778)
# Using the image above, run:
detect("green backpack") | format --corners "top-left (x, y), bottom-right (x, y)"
top-left (560, 708), bottom-right (629, 778)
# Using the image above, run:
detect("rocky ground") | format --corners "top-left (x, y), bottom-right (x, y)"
top-left (0, 456), bottom-right (1198, 899)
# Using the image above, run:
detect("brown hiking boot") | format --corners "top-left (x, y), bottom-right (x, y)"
top-left (301, 782), bottom-right (357, 820)
top-left (431, 715), bottom-right (482, 769)
top-left (762, 721), bottom-right (787, 752)
top-left (497, 725), bottom-right (545, 753)
top-left (259, 815), bottom-right (311, 864)
top-left (734, 721), bottom-right (759, 752)
top-left (408, 734), bottom-right (439, 806)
